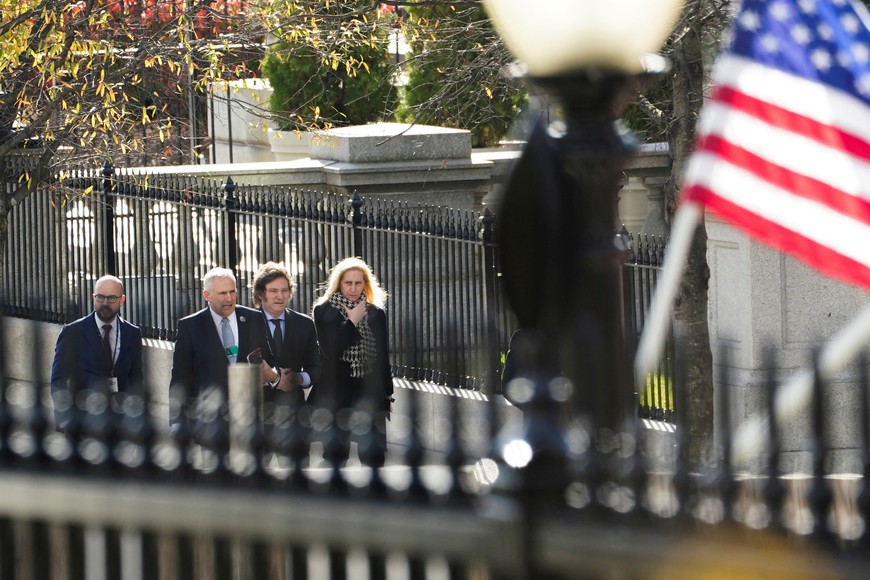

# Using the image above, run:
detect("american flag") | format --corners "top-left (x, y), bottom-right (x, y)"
top-left (681, 0), bottom-right (870, 292)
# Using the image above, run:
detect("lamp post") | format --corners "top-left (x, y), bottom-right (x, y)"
top-left (483, 1), bottom-right (682, 454)
top-left (102, 160), bottom-right (116, 276)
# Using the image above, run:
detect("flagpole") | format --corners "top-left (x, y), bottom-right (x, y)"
top-left (633, 201), bottom-right (704, 391)
top-left (732, 300), bottom-right (870, 465)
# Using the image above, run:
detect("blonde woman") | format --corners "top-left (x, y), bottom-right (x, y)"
top-left (312, 257), bottom-right (392, 466)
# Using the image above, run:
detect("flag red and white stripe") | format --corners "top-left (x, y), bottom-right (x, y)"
top-left (683, 59), bottom-right (870, 291)
top-left (681, 0), bottom-right (870, 292)
top-left (637, 0), bottom-right (870, 462)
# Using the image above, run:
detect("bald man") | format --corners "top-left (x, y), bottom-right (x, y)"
top-left (51, 275), bottom-right (144, 430)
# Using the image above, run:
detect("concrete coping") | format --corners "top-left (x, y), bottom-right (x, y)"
top-left (309, 123), bottom-right (473, 163)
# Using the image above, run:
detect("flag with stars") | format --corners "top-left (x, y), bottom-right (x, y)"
top-left (681, 0), bottom-right (870, 292)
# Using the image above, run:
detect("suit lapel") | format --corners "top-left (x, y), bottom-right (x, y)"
top-left (200, 309), bottom-right (225, 361)
top-left (237, 309), bottom-right (249, 360)
top-left (115, 319), bottom-right (128, 367)
top-left (237, 307), bottom-right (262, 362)
top-left (281, 310), bottom-right (308, 368)
top-left (84, 313), bottom-right (101, 349)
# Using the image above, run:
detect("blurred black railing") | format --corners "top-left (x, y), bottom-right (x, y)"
top-left (3, 166), bottom-right (670, 404)
top-left (1, 314), bottom-right (869, 578)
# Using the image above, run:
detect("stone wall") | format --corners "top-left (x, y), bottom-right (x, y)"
top-left (204, 79), bottom-right (667, 224)
top-left (707, 214), bottom-right (870, 473)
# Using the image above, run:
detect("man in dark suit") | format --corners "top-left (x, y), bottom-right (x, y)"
top-left (51, 275), bottom-right (144, 431)
top-left (170, 267), bottom-right (278, 432)
top-left (251, 262), bottom-right (320, 434)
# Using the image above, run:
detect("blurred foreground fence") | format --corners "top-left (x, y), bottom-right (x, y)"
top-left (1, 316), bottom-right (870, 578)
top-left (2, 167), bottom-right (674, 418)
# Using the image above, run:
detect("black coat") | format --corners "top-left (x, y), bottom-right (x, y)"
top-left (313, 301), bottom-right (392, 412)
top-left (51, 312), bottom-right (144, 394)
top-left (262, 307), bottom-right (321, 409)
top-left (170, 305), bottom-right (273, 400)
top-left (50, 312), bottom-right (144, 428)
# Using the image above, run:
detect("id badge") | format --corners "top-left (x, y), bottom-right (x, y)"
top-left (108, 377), bottom-right (119, 393)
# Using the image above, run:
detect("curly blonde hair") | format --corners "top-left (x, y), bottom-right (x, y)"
top-left (314, 257), bottom-right (387, 309)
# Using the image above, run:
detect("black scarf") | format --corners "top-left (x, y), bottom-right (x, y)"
top-left (329, 291), bottom-right (377, 377)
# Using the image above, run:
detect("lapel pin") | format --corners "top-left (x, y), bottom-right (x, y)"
top-left (239, 316), bottom-right (246, 322)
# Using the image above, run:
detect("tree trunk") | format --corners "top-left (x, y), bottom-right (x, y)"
top-left (668, 7), bottom-right (715, 468)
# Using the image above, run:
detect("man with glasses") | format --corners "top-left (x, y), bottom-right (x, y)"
top-left (50, 275), bottom-right (144, 431)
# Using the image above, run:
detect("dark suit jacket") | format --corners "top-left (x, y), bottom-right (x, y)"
top-left (50, 312), bottom-right (144, 426)
top-left (262, 308), bottom-right (321, 409)
top-left (313, 302), bottom-right (392, 411)
top-left (170, 305), bottom-right (273, 402)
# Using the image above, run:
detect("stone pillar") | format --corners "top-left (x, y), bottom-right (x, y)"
top-left (707, 213), bottom-right (870, 474)
top-left (309, 123), bottom-right (492, 211)
top-left (639, 175), bottom-right (669, 238)
top-left (615, 176), bottom-right (647, 233)
top-left (622, 142), bottom-right (670, 237)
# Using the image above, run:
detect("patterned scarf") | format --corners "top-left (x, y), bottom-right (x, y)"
top-left (329, 290), bottom-right (377, 377)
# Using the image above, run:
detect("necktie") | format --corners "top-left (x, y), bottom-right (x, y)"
top-left (101, 324), bottom-right (113, 373)
top-left (271, 318), bottom-right (283, 356)
top-left (221, 317), bottom-right (237, 363)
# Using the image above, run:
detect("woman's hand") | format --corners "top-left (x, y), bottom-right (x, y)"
top-left (345, 301), bottom-right (367, 326)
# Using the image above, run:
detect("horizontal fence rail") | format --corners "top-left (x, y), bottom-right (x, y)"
top-left (3, 166), bottom-right (670, 407)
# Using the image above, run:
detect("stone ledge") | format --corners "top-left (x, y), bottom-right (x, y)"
top-left (310, 123), bottom-right (472, 163)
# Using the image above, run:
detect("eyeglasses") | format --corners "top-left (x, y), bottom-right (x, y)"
top-left (93, 294), bottom-right (121, 303)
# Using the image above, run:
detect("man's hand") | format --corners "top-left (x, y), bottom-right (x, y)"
top-left (276, 368), bottom-right (295, 392)
top-left (278, 368), bottom-right (303, 391)
top-left (345, 301), bottom-right (367, 325)
top-left (260, 361), bottom-right (279, 384)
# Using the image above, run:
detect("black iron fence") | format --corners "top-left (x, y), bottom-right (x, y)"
top-left (622, 230), bottom-right (674, 421)
top-left (0, 315), bottom-right (868, 578)
top-left (3, 166), bottom-right (673, 415)
top-left (4, 166), bottom-right (514, 387)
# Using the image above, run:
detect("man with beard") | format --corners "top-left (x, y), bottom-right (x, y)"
top-left (50, 275), bottom-right (144, 431)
